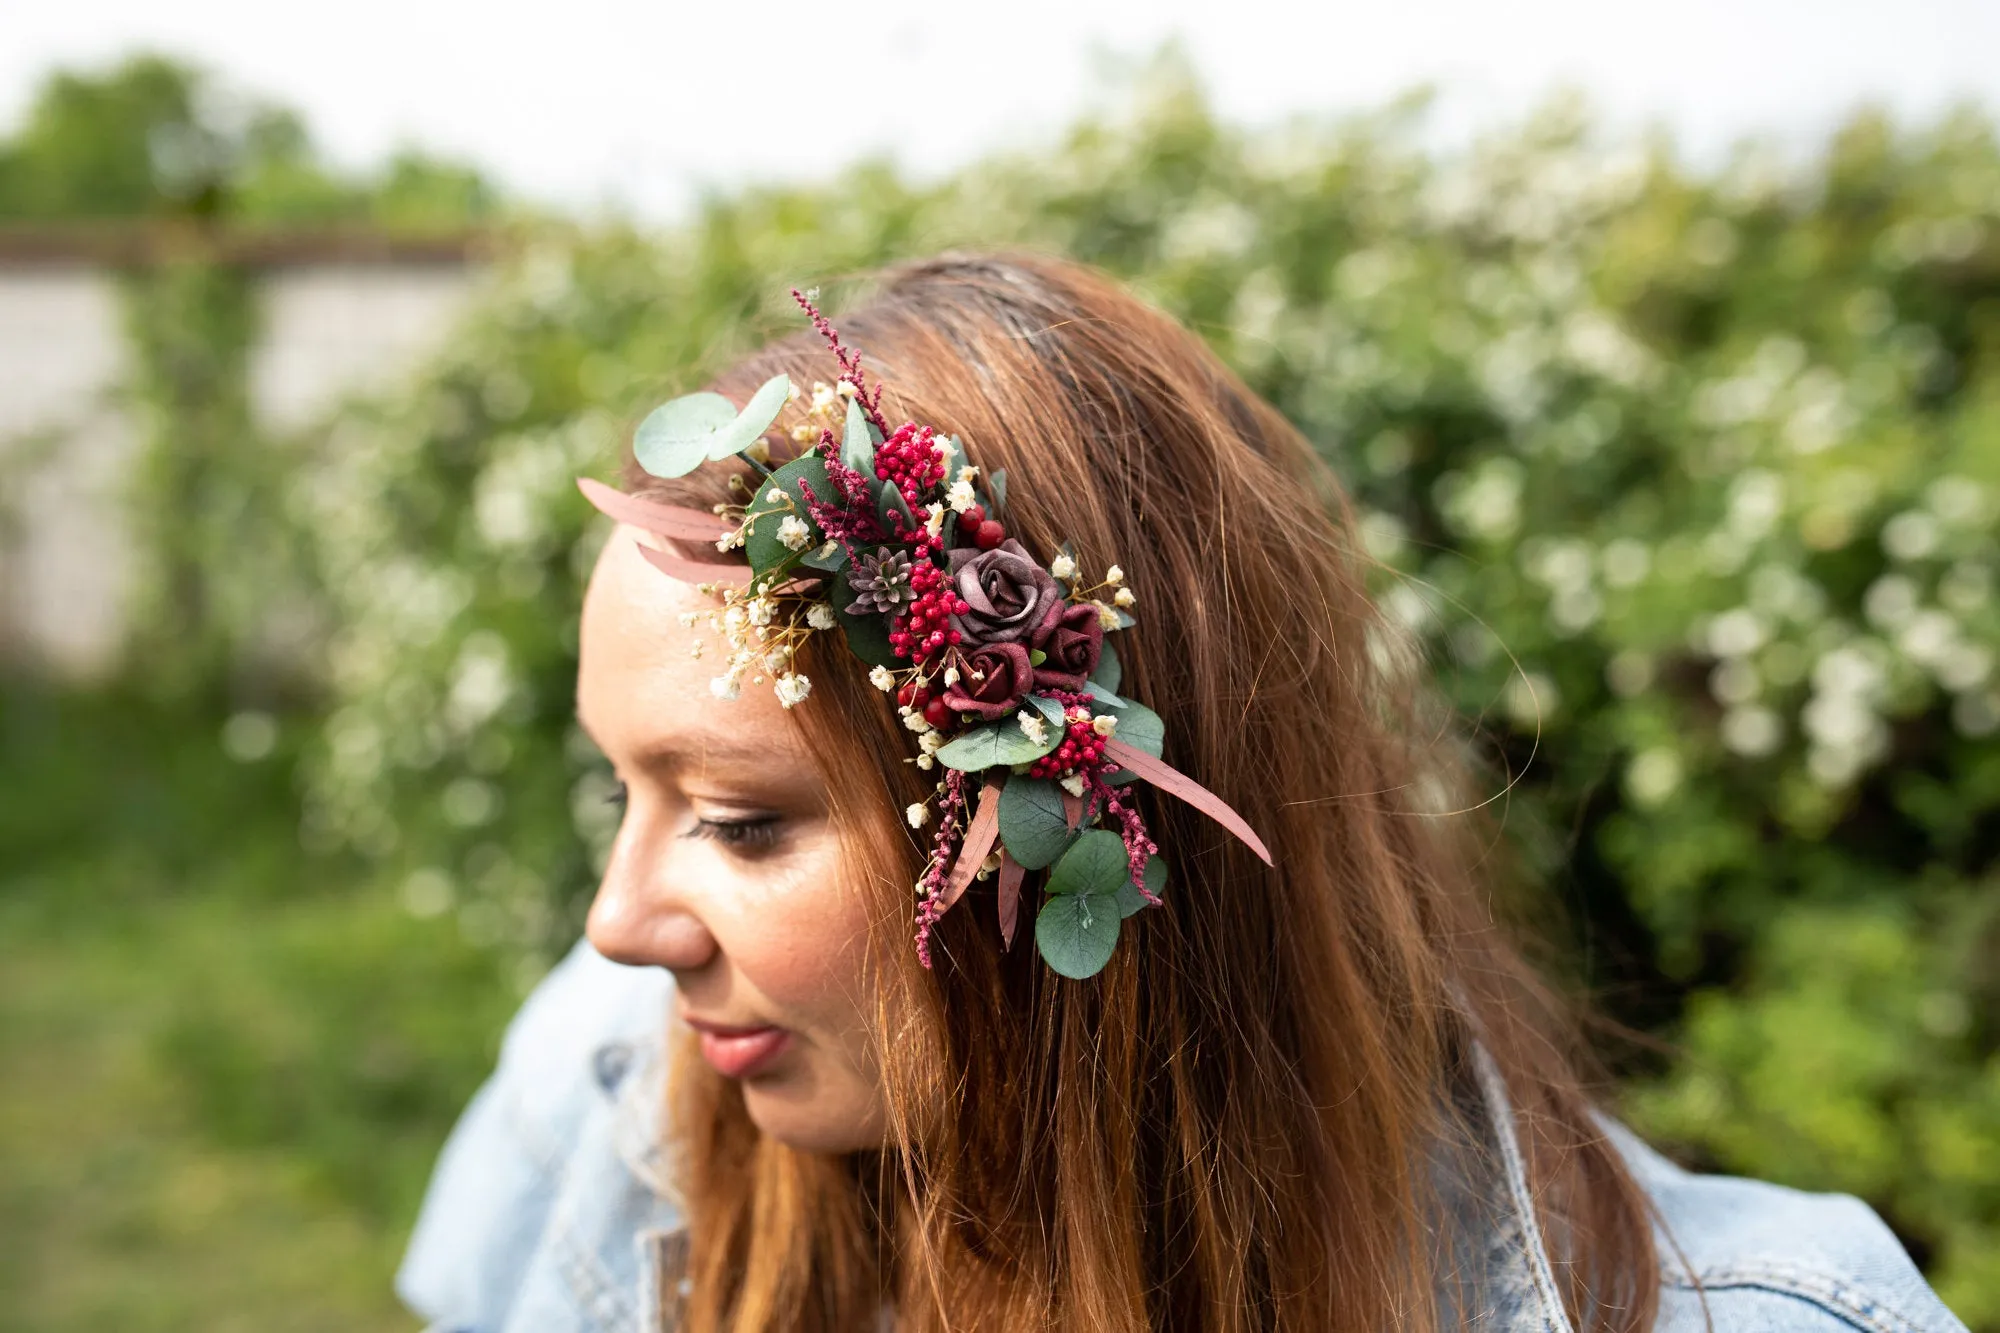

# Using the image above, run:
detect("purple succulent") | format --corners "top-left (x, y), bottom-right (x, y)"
top-left (847, 546), bottom-right (915, 616)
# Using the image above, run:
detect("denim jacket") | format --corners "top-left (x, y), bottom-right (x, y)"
top-left (398, 940), bottom-right (1969, 1333)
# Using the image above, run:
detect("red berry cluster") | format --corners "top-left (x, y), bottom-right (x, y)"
top-left (896, 678), bottom-right (956, 730)
top-left (874, 422), bottom-right (946, 502)
top-left (890, 561), bottom-right (970, 667)
top-left (958, 503), bottom-right (1008, 551)
top-left (1026, 711), bottom-right (1109, 779)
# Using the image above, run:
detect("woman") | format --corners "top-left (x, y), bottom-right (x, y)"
top-left (397, 254), bottom-right (1966, 1333)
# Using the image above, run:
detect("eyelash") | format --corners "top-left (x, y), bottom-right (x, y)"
top-left (687, 817), bottom-right (783, 851)
top-left (604, 782), bottom-right (782, 851)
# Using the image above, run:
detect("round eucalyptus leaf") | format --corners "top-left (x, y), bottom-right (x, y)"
top-left (1115, 853), bottom-right (1167, 917)
top-left (1083, 680), bottom-right (1127, 711)
top-left (998, 777), bottom-right (1076, 869)
top-left (1046, 828), bottom-right (1130, 897)
top-left (1023, 693), bottom-right (1068, 730)
top-left (934, 713), bottom-right (1063, 772)
top-left (1102, 699), bottom-right (1164, 786)
top-left (1035, 891), bottom-right (1122, 979)
top-left (1090, 639), bottom-right (1121, 692)
top-left (800, 540), bottom-right (850, 573)
top-left (633, 392), bottom-right (738, 478)
top-left (702, 373), bottom-right (794, 462)
top-left (742, 453), bottom-right (831, 581)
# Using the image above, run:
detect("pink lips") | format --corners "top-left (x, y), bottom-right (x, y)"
top-left (684, 1016), bottom-right (792, 1079)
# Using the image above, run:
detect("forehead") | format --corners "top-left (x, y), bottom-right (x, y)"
top-left (577, 525), bottom-right (810, 771)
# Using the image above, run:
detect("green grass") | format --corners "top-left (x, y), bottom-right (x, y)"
top-left (0, 688), bottom-right (521, 1331)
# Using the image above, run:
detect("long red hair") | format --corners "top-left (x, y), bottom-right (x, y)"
top-left (625, 252), bottom-right (1659, 1332)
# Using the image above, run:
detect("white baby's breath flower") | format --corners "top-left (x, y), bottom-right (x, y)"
top-left (742, 438), bottom-right (772, 466)
top-left (777, 515), bottom-right (813, 551)
top-left (676, 611), bottom-right (699, 626)
top-left (1017, 710), bottom-right (1049, 746)
top-left (764, 648), bottom-right (792, 673)
top-left (723, 606), bottom-right (748, 632)
top-left (979, 849), bottom-right (1005, 876)
top-left (1105, 565), bottom-right (1125, 585)
top-left (710, 675), bottom-right (741, 701)
top-left (943, 665), bottom-right (960, 686)
top-left (746, 598), bottom-right (776, 626)
top-left (806, 603), bottom-right (837, 630)
top-left (715, 528), bottom-right (746, 552)
top-left (1113, 587), bottom-right (1137, 608)
top-left (1050, 554), bottom-right (1077, 580)
top-left (906, 802), bottom-right (929, 828)
top-left (1059, 772), bottom-right (1088, 797)
top-left (835, 379), bottom-right (857, 398)
top-left (947, 479), bottom-right (977, 513)
top-left (869, 665), bottom-right (895, 691)
top-left (1095, 603), bottom-right (1121, 630)
top-left (811, 382), bottom-right (837, 412)
top-left (688, 640), bottom-right (705, 659)
top-left (916, 753), bottom-right (935, 770)
top-left (775, 673), bottom-right (812, 708)
top-left (924, 503), bottom-right (947, 539)
top-left (918, 730), bottom-right (945, 754)
top-left (814, 539), bottom-right (839, 560)
top-left (790, 423), bottom-right (818, 443)
top-left (902, 709), bottom-right (933, 734)
top-left (1091, 713), bottom-right (1118, 737)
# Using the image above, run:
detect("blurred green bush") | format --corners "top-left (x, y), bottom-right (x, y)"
top-left (298, 67), bottom-right (1999, 1321)
top-left (3, 50), bottom-right (1995, 1328)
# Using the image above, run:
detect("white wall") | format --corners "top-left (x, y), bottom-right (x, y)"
top-left (0, 258), bottom-right (480, 680)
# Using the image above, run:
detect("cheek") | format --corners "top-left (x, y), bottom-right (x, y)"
top-left (713, 841), bottom-right (877, 1020)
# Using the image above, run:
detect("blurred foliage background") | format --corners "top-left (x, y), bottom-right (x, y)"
top-left (3, 49), bottom-right (1996, 1330)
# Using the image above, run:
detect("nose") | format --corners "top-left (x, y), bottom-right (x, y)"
top-left (586, 839), bottom-right (721, 972)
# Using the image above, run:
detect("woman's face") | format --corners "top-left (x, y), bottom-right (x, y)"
top-left (577, 524), bottom-right (888, 1153)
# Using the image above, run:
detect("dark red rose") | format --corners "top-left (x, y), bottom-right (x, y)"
top-left (947, 538), bottom-right (1061, 647)
top-left (1029, 600), bottom-right (1104, 692)
top-left (941, 642), bottom-right (1035, 722)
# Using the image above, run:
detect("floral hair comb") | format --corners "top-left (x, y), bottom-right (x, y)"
top-left (577, 291), bottom-right (1271, 979)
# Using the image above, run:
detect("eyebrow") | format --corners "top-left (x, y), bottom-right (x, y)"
top-left (576, 709), bottom-right (799, 774)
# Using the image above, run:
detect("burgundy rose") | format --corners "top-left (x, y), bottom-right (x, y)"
top-left (941, 642), bottom-right (1035, 721)
top-left (1029, 600), bottom-right (1104, 692)
top-left (947, 539), bottom-right (1060, 648)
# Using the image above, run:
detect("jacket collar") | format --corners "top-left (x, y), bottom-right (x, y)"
top-left (612, 1034), bottom-right (1572, 1333)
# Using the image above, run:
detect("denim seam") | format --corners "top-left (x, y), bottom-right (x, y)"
top-left (1665, 1263), bottom-right (1929, 1333)
top-left (553, 1223), bottom-right (637, 1332)
top-left (1472, 1040), bottom-right (1576, 1333)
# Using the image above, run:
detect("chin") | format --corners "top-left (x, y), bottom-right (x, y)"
top-left (741, 1080), bottom-right (887, 1154)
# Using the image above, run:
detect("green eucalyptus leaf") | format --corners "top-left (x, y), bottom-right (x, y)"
top-left (876, 480), bottom-right (917, 534)
top-left (998, 777), bottom-right (1076, 870)
top-left (1083, 681), bottom-right (1127, 711)
top-left (1023, 693), bottom-right (1068, 730)
top-left (841, 396), bottom-right (877, 474)
top-left (1046, 828), bottom-right (1130, 897)
top-left (829, 570), bottom-right (897, 668)
top-left (988, 467), bottom-right (1008, 512)
top-left (743, 453), bottom-right (831, 581)
top-left (1035, 891), bottom-right (1121, 979)
top-left (1090, 639), bottom-right (1121, 692)
top-left (934, 711), bottom-right (1063, 771)
top-left (703, 374), bottom-right (794, 461)
top-left (633, 392), bottom-right (738, 478)
top-left (800, 540), bottom-right (850, 573)
top-left (1102, 699), bottom-right (1163, 787)
top-left (1115, 854), bottom-right (1167, 918)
